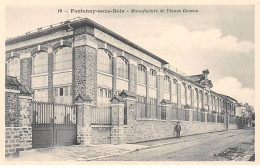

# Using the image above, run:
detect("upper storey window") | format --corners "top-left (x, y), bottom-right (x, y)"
top-left (181, 84), bottom-right (187, 97)
top-left (97, 49), bottom-right (112, 74)
top-left (164, 76), bottom-right (171, 92)
top-left (149, 70), bottom-right (157, 88)
top-left (7, 57), bottom-right (20, 78)
top-left (172, 80), bottom-right (178, 94)
top-left (54, 47), bottom-right (72, 71)
top-left (33, 52), bottom-right (48, 74)
top-left (137, 65), bottom-right (146, 85)
top-left (117, 57), bottom-right (129, 79)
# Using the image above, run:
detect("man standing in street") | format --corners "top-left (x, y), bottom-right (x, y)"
top-left (175, 122), bottom-right (181, 138)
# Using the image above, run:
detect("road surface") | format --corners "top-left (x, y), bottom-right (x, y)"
top-left (96, 129), bottom-right (254, 161)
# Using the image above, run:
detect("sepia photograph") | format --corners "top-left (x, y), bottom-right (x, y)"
top-left (1, 3), bottom-right (257, 164)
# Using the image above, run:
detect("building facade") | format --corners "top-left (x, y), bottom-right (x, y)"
top-left (5, 17), bottom-right (240, 151)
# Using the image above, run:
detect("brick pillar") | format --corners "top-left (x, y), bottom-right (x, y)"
top-left (157, 71), bottom-right (164, 119)
top-left (20, 57), bottom-right (32, 87)
top-left (75, 96), bottom-right (92, 145)
top-left (214, 114), bottom-right (218, 123)
top-left (205, 111), bottom-right (208, 122)
top-left (48, 51), bottom-right (54, 102)
top-left (146, 67), bottom-right (150, 117)
top-left (129, 60), bottom-right (137, 94)
top-left (110, 96), bottom-right (125, 144)
top-left (74, 33), bottom-right (97, 105)
top-left (157, 70), bottom-right (164, 103)
top-left (188, 109), bottom-right (193, 121)
top-left (169, 78), bottom-right (172, 102)
top-left (177, 82), bottom-right (182, 109)
top-left (202, 89), bottom-right (206, 109)
top-left (18, 95), bottom-right (33, 152)
top-left (112, 54), bottom-right (117, 96)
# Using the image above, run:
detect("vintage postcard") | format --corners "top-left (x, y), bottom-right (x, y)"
top-left (0, 0), bottom-right (258, 165)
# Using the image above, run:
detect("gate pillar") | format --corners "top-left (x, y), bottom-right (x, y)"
top-left (75, 94), bottom-right (92, 145)
top-left (110, 95), bottom-right (125, 144)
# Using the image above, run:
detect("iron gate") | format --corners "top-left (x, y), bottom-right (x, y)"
top-left (32, 101), bottom-right (77, 148)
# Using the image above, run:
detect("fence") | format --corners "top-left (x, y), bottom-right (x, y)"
top-left (207, 113), bottom-right (214, 122)
top-left (193, 110), bottom-right (198, 121)
top-left (147, 103), bottom-right (158, 119)
top-left (136, 102), bottom-right (164, 120)
top-left (91, 106), bottom-right (111, 125)
top-left (136, 102), bottom-right (147, 119)
top-left (217, 115), bottom-right (225, 123)
top-left (32, 101), bottom-right (77, 126)
top-left (229, 117), bottom-right (236, 124)
top-left (201, 113), bottom-right (205, 122)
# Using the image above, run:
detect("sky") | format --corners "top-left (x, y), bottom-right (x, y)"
top-left (5, 5), bottom-right (255, 106)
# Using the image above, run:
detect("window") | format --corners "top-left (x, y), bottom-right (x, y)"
top-left (54, 86), bottom-right (72, 104)
top-left (149, 70), bottom-right (157, 88)
top-left (117, 57), bottom-right (128, 79)
top-left (54, 47), bottom-right (72, 71)
top-left (137, 65), bottom-right (146, 84)
top-left (164, 76), bottom-right (171, 92)
top-left (172, 80), bottom-right (178, 94)
top-left (199, 91), bottom-right (203, 108)
top-left (7, 58), bottom-right (20, 78)
top-left (181, 84), bottom-right (186, 97)
top-left (187, 87), bottom-right (191, 99)
top-left (97, 87), bottom-right (112, 106)
top-left (34, 89), bottom-right (48, 102)
top-left (97, 49), bottom-right (112, 74)
top-left (33, 52), bottom-right (48, 74)
top-left (194, 90), bottom-right (198, 102)
top-left (206, 94), bottom-right (209, 104)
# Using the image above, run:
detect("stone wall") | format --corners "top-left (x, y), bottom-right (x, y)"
top-left (5, 90), bottom-right (33, 157)
top-left (125, 119), bottom-right (226, 144)
top-left (91, 126), bottom-right (111, 145)
top-left (5, 92), bottom-right (20, 127)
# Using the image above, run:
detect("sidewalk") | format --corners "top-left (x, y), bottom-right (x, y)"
top-left (6, 130), bottom-right (237, 161)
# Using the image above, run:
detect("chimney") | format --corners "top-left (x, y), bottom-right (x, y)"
top-left (202, 69), bottom-right (209, 80)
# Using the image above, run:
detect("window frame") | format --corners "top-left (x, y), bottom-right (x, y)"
top-left (32, 51), bottom-right (48, 74)
top-left (54, 46), bottom-right (72, 71)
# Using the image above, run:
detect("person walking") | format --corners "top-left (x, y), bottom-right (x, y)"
top-left (175, 122), bottom-right (181, 138)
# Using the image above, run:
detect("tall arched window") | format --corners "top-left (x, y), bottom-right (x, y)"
top-left (117, 57), bottom-right (129, 79)
top-left (194, 89), bottom-right (198, 102)
top-left (7, 57), bottom-right (20, 78)
top-left (97, 49), bottom-right (112, 74)
top-left (181, 84), bottom-right (186, 98)
top-left (33, 52), bottom-right (48, 74)
top-left (199, 91), bottom-right (203, 108)
top-left (137, 65), bottom-right (146, 84)
top-left (54, 46), bottom-right (72, 71)
top-left (187, 86), bottom-right (191, 99)
top-left (164, 76), bottom-right (171, 92)
top-left (172, 80), bottom-right (178, 94)
top-left (194, 89), bottom-right (198, 107)
top-left (149, 70), bottom-right (157, 88)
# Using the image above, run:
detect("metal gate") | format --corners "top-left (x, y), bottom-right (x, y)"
top-left (32, 101), bottom-right (77, 148)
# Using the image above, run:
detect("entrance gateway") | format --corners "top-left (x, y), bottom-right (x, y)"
top-left (32, 101), bottom-right (77, 148)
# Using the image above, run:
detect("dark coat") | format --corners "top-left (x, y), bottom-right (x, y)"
top-left (175, 125), bottom-right (181, 132)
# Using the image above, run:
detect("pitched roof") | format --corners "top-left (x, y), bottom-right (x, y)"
top-left (6, 76), bottom-right (33, 95)
top-left (6, 17), bottom-right (168, 64)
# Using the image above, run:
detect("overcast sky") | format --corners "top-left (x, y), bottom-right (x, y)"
top-left (5, 5), bottom-right (255, 106)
